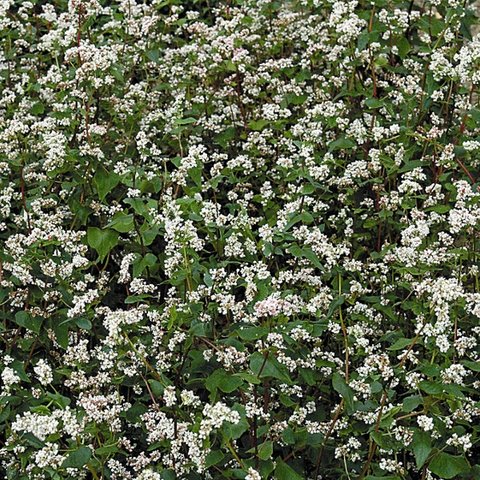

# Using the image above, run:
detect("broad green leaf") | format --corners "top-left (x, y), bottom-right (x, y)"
top-left (11, 360), bottom-right (30, 383)
top-left (371, 431), bottom-right (390, 449)
top-left (411, 430), bottom-right (431, 469)
top-left (397, 37), bottom-right (410, 58)
top-left (326, 296), bottom-right (345, 319)
top-left (106, 213), bottom-right (134, 233)
top-left (148, 380), bottom-right (164, 397)
top-left (237, 326), bottom-right (269, 341)
top-left (188, 167), bottom-right (202, 187)
top-left (133, 253), bottom-right (157, 277)
top-left (95, 444), bottom-right (119, 456)
top-left (428, 452), bottom-right (469, 479)
top-left (53, 320), bottom-right (70, 349)
top-left (205, 450), bottom-right (224, 468)
top-left (257, 441), bottom-right (273, 460)
top-left (249, 119), bottom-right (269, 130)
top-left (365, 98), bottom-right (383, 108)
top-left (462, 360), bottom-right (480, 372)
top-left (206, 369), bottom-right (243, 394)
top-left (93, 167), bottom-right (119, 201)
top-left (387, 338), bottom-right (415, 351)
top-left (62, 446), bottom-right (92, 469)
top-left (234, 372), bottom-right (261, 385)
top-left (287, 244), bottom-right (323, 269)
top-left (146, 49), bottom-right (160, 62)
top-left (332, 372), bottom-right (354, 411)
top-left (222, 405), bottom-right (249, 440)
top-left (175, 117), bottom-right (197, 125)
top-left (87, 227), bottom-right (119, 261)
top-left (402, 395), bottom-right (423, 412)
top-left (249, 352), bottom-right (292, 383)
top-left (31, 102), bottom-right (45, 115)
top-left (46, 392), bottom-right (70, 408)
top-left (126, 402), bottom-right (148, 423)
top-left (14, 311), bottom-right (42, 334)
top-left (214, 127), bottom-right (236, 148)
top-left (274, 458), bottom-right (303, 480)
top-left (328, 137), bottom-right (356, 151)
top-left (419, 381), bottom-right (443, 395)
top-left (74, 317), bottom-right (92, 330)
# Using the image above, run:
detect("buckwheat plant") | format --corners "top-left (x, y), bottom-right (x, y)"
top-left (0, 0), bottom-right (480, 479)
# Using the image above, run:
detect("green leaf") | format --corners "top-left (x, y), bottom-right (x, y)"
top-left (357, 30), bottom-right (371, 51)
top-left (205, 450), bottom-right (224, 468)
top-left (74, 317), bottom-right (92, 330)
top-left (175, 117), bottom-right (197, 125)
top-left (141, 225), bottom-right (160, 246)
top-left (53, 320), bottom-right (70, 349)
top-left (106, 213), bottom-right (134, 233)
top-left (374, 56), bottom-right (389, 67)
top-left (411, 430), bottom-right (431, 469)
top-left (397, 37), bottom-right (411, 59)
top-left (31, 102), bottom-right (45, 115)
top-left (126, 402), bottom-right (148, 423)
top-left (328, 137), bottom-right (356, 151)
top-left (12, 360), bottom-right (30, 383)
top-left (387, 338), bottom-right (415, 351)
top-left (402, 395), bottom-right (423, 412)
top-left (427, 204), bottom-right (451, 214)
top-left (371, 431), bottom-right (389, 449)
top-left (428, 452), bottom-right (469, 479)
top-left (365, 98), bottom-right (383, 109)
top-left (87, 227), bottom-right (119, 261)
top-left (95, 444), bottom-right (119, 456)
top-left (326, 296), bottom-right (345, 319)
top-left (24, 432), bottom-right (44, 448)
top-left (462, 360), bottom-right (480, 371)
top-left (234, 372), bottom-right (261, 385)
top-left (133, 253), bottom-right (156, 277)
top-left (258, 441), bottom-right (273, 460)
top-left (214, 127), bottom-right (236, 148)
top-left (62, 446), bottom-right (92, 469)
top-left (14, 311), bottom-right (42, 334)
top-left (125, 294), bottom-right (152, 304)
top-left (249, 119), bottom-right (269, 131)
top-left (274, 458), bottom-right (303, 480)
top-left (287, 244), bottom-right (323, 269)
top-left (206, 369), bottom-right (243, 394)
top-left (93, 167), bottom-right (119, 201)
top-left (332, 373), bottom-right (354, 411)
top-left (250, 352), bottom-right (292, 383)
top-left (204, 272), bottom-right (213, 287)
top-left (146, 49), bottom-right (160, 62)
top-left (237, 326), bottom-right (269, 341)
top-left (419, 381), bottom-right (443, 395)
top-left (222, 405), bottom-right (249, 440)
top-left (188, 167), bottom-right (202, 187)
top-left (285, 212), bottom-right (314, 230)
top-left (46, 392), bottom-right (70, 408)
top-left (160, 470), bottom-right (176, 480)
top-left (285, 93), bottom-right (307, 105)
top-left (148, 380), bottom-right (164, 397)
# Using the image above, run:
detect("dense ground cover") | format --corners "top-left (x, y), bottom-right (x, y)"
top-left (1, 0), bottom-right (480, 478)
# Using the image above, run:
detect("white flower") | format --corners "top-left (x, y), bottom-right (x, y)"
top-left (34, 358), bottom-right (53, 385)
top-left (417, 415), bottom-right (434, 432)
top-left (1, 366), bottom-right (20, 391)
top-left (245, 467), bottom-right (262, 480)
